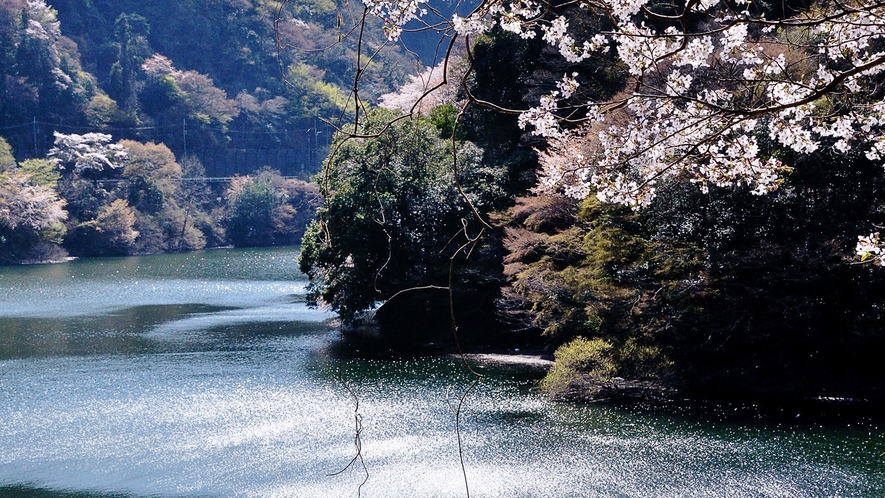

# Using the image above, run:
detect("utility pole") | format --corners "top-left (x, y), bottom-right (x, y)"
top-left (182, 118), bottom-right (188, 156)
top-left (32, 117), bottom-right (37, 157)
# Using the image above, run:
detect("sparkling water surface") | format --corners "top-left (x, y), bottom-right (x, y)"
top-left (0, 247), bottom-right (883, 497)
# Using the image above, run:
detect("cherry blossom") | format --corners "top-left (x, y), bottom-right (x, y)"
top-left (48, 132), bottom-right (129, 173)
top-left (378, 57), bottom-right (465, 114)
top-left (356, 0), bottom-right (885, 257)
top-left (0, 171), bottom-right (67, 232)
top-left (857, 233), bottom-right (885, 266)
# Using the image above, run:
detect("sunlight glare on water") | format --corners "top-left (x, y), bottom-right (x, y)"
top-left (0, 247), bottom-right (883, 497)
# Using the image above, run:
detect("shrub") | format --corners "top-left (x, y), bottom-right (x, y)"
top-left (540, 337), bottom-right (616, 397)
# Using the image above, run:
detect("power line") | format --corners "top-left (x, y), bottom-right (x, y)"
top-left (32, 120), bottom-right (181, 132)
top-left (0, 122), bottom-right (31, 131)
top-left (91, 176), bottom-right (306, 184)
top-left (1, 118), bottom-right (325, 136)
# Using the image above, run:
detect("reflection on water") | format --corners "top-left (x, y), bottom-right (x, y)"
top-left (0, 249), bottom-right (308, 319)
top-left (1, 247), bottom-right (884, 497)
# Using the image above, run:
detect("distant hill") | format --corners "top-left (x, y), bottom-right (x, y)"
top-left (0, 0), bottom-right (423, 177)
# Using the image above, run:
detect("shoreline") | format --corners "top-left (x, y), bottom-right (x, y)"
top-left (335, 330), bottom-right (885, 421)
top-left (453, 352), bottom-right (554, 368)
top-left (549, 375), bottom-right (885, 423)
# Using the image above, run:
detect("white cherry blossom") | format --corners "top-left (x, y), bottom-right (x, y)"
top-left (355, 0), bottom-right (885, 259)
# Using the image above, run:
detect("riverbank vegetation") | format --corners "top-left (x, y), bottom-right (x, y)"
top-left (296, 0), bottom-right (885, 406)
top-left (299, 108), bottom-right (509, 346)
top-left (0, 133), bottom-right (320, 263)
top-left (0, 0), bottom-right (377, 262)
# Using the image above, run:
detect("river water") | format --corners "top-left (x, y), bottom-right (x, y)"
top-left (0, 247), bottom-right (883, 497)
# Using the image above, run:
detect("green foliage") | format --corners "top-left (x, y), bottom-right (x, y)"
top-left (125, 153), bottom-right (174, 205)
top-left (139, 74), bottom-right (186, 115)
top-left (55, 138), bottom-right (225, 256)
top-left (0, 136), bottom-right (14, 171)
top-left (540, 336), bottom-right (671, 399)
top-left (540, 337), bottom-right (616, 396)
top-left (0, 1), bottom-right (98, 153)
top-left (299, 109), bottom-right (507, 324)
top-left (505, 145), bottom-right (885, 400)
top-left (86, 94), bottom-right (123, 127)
top-left (501, 193), bottom-right (693, 394)
top-left (126, 176), bottom-right (164, 215)
top-left (118, 140), bottom-right (220, 253)
top-left (225, 169), bottom-right (320, 248)
top-left (135, 56), bottom-right (240, 150)
top-left (18, 159), bottom-right (60, 187)
top-left (225, 174), bottom-right (277, 247)
top-left (120, 140), bottom-right (181, 182)
top-left (158, 203), bottom-right (207, 253)
top-left (108, 13), bottom-right (151, 109)
top-left (57, 176), bottom-right (111, 224)
top-left (68, 198), bottom-right (139, 256)
top-left (2, 132), bottom-right (310, 259)
top-left (0, 0), bottom-right (419, 174)
top-left (632, 153), bottom-right (885, 397)
top-left (429, 104), bottom-right (463, 140)
top-left (283, 64), bottom-right (346, 118)
top-left (501, 195), bottom-right (653, 338)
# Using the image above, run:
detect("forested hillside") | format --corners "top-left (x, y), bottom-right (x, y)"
top-left (0, 0), bottom-right (422, 263)
top-left (0, 0), bottom-right (420, 175)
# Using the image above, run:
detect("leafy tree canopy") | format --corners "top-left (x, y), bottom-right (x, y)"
top-left (299, 108), bottom-right (507, 323)
top-left (225, 168), bottom-right (321, 248)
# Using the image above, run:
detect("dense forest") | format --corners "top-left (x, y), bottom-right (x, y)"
top-left (0, 0), bottom-right (425, 164)
top-left (4, 0), bottom-right (885, 407)
top-left (0, 0), bottom-right (419, 262)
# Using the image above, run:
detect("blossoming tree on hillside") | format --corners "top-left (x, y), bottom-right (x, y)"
top-left (0, 169), bottom-right (68, 263)
top-left (48, 132), bottom-right (128, 173)
top-left (0, 171), bottom-right (67, 233)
